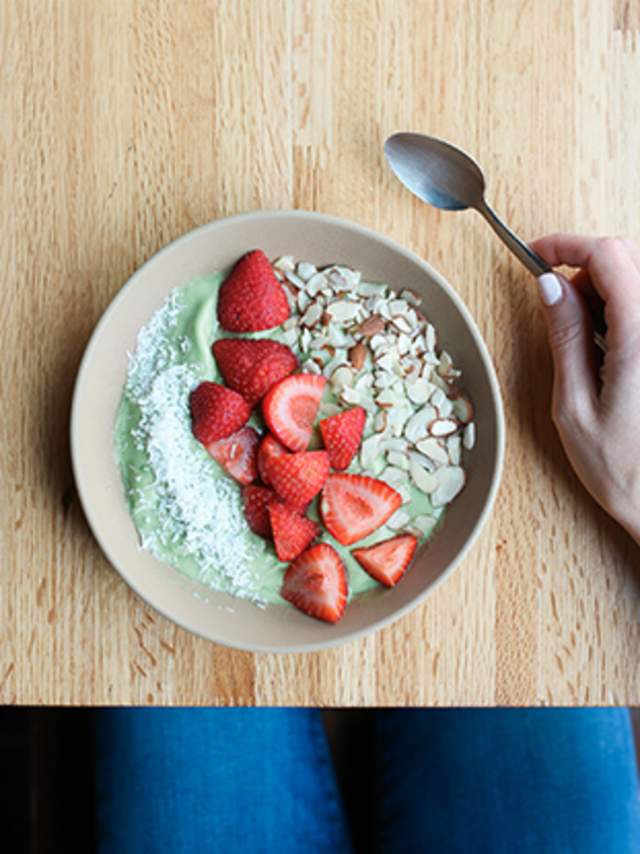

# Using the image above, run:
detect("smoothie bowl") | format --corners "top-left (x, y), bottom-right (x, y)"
top-left (71, 211), bottom-right (504, 652)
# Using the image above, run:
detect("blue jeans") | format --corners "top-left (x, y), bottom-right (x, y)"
top-left (95, 709), bottom-right (640, 853)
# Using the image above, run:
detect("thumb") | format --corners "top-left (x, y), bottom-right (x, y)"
top-left (537, 272), bottom-right (598, 412)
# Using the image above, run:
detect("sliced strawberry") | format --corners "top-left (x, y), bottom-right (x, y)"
top-left (190, 382), bottom-right (251, 445)
top-left (242, 484), bottom-right (278, 537)
top-left (281, 543), bottom-right (347, 623)
top-left (352, 534), bottom-right (418, 587)
top-left (268, 502), bottom-right (319, 562)
top-left (257, 434), bottom-right (288, 487)
top-left (320, 474), bottom-right (402, 546)
top-left (206, 426), bottom-right (259, 485)
top-left (212, 338), bottom-right (298, 406)
top-left (262, 374), bottom-right (327, 452)
top-left (265, 450), bottom-right (330, 508)
top-left (217, 250), bottom-right (290, 332)
top-left (319, 406), bottom-right (366, 470)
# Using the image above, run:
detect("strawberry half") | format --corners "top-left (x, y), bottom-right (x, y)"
top-left (281, 543), bottom-right (348, 623)
top-left (262, 374), bottom-right (327, 452)
top-left (212, 338), bottom-right (298, 406)
top-left (257, 434), bottom-right (288, 487)
top-left (265, 450), bottom-right (330, 508)
top-left (319, 406), bottom-right (366, 470)
top-left (242, 484), bottom-right (278, 537)
top-left (268, 502), bottom-right (319, 562)
top-left (320, 474), bottom-right (402, 546)
top-left (352, 534), bottom-right (418, 587)
top-left (217, 250), bottom-right (290, 332)
top-left (206, 426), bottom-right (259, 485)
top-left (190, 382), bottom-right (251, 444)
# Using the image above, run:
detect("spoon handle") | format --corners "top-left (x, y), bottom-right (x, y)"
top-left (478, 201), bottom-right (551, 277)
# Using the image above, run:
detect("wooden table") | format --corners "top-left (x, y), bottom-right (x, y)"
top-left (3, 0), bottom-right (639, 706)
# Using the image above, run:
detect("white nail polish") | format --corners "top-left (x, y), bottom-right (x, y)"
top-left (537, 273), bottom-right (563, 306)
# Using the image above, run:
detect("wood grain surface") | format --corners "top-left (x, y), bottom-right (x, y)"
top-left (2, 0), bottom-right (640, 706)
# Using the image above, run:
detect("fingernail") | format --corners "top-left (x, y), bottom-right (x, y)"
top-left (537, 273), bottom-right (563, 306)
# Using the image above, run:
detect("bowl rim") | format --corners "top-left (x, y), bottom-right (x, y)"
top-left (70, 209), bottom-right (505, 653)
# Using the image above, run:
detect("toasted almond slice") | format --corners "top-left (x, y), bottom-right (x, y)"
top-left (330, 365), bottom-right (355, 392)
top-left (374, 410), bottom-right (388, 433)
top-left (452, 394), bottom-right (474, 424)
top-left (386, 508), bottom-right (411, 530)
top-left (348, 342), bottom-right (367, 370)
top-left (429, 418), bottom-right (458, 438)
top-left (387, 450), bottom-right (409, 470)
top-left (406, 377), bottom-right (433, 405)
top-left (404, 405), bottom-right (437, 444)
top-left (431, 466), bottom-right (466, 507)
top-left (410, 459), bottom-right (438, 494)
top-left (274, 255), bottom-right (295, 272)
top-left (326, 301), bottom-right (360, 323)
top-left (401, 288), bottom-right (422, 306)
top-left (357, 315), bottom-right (386, 337)
top-left (297, 261), bottom-right (317, 281)
top-left (446, 435), bottom-right (462, 465)
top-left (309, 348), bottom-right (331, 366)
top-left (463, 421), bottom-right (476, 450)
top-left (415, 437), bottom-right (449, 465)
top-left (301, 301), bottom-right (323, 327)
top-left (360, 433), bottom-right (382, 469)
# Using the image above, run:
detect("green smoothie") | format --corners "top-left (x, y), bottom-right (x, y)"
top-left (114, 272), bottom-right (443, 608)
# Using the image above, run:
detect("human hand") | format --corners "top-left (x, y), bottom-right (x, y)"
top-left (530, 235), bottom-right (640, 545)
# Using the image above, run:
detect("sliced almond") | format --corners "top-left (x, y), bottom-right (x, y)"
top-left (375, 352), bottom-right (397, 372)
top-left (324, 351), bottom-right (349, 378)
top-left (348, 342), bottom-right (367, 370)
top-left (401, 288), bottom-right (421, 306)
top-left (305, 272), bottom-right (328, 297)
top-left (381, 465), bottom-right (407, 485)
top-left (283, 317), bottom-right (298, 331)
top-left (304, 359), bottom-right (322, 375)
top-left (446, 435), bottom-right (462, 465)
top-left (297, 290), bottom-right (311, 313)
top-left (301, 301), bottom-right (323, 327)
top-left (410, 459), bottom-right (438, 494)
top-left (387, 405), bottom-right (413, 437)
top-left (406, 377), bottom-right (433, 406)
top-left (463, 421), bottom-right (476, 450)
top-left (430, 387), bottom-right (446, 409)
top-left (322, 311), bottom-right (331, 327)
top-left (285, 270), bottom-right (306, 290)
top-left (355, 372), bottom-right (373, 392)
top-left (360, 433), bottom-right (382, 469)
top-left (387, 508), bottom-right (411, 530)
top-left (357, 281), bottom-right (388, 297)
top-left (274, 255), bottom-right (295, 272)
top-left (376, 387), bottom-right (398, 408)
top-left (341, 386), bottom-right (363, 405)
top-left (397, 484), bottom-right (412, 504)
top-left (357, 315), bottom-right (386, 337)
top-left (309, 348), bottom-right (331, 366)
top-left (391, 315), bottom-right (413, 334)
top-left (299, 327), bottom-right (312, 352)
top-left (408, 449), bottom-right (435, 472)
top-left (382, 437), bottom-right (408, 452)
top-left (404, 406), bottom-right (437, 444)
top-left (437, 350), bottom-right (454, 377)
top-left (330, 365), bottom-right (355, 392)
top-left (297, 261), bottom-right (317, 281)
top-left (387, 450), bottom-right (409, 470)
top-left (374, 410), bottom-right (388, 433)
top-left (389, 298), bottom-right (409, 315)
top-left (429, 418), bottom-right (458, 438)
top-left (309, 333), bottom-right (330, 349)
top-left (325, 301), bottom-right (360, 323)
top-left (452, 394), bottom-right (474, 424)
top-left (281, 329), bottom-right (299, 348)
top-left (431, 466), bottom-right (466, 507)
top-left (436, 396), bottom-right (454, 419)
top-left (409, 514), bottom-right (438, 537)
top-left (415, 437), bottom-right (449, 465)
top-left (369, 333), bottom-right (389, 353)
top-left (425, 324), bottom-right (437, 353)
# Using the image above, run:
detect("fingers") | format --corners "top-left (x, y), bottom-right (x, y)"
top-left (531, 235), bottom-right (640, 343)
top-left (537, 272), bottom-right (598, 422)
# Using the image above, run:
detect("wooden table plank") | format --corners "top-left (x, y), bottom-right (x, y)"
top-left (2, 0), bottom-right (639, 706)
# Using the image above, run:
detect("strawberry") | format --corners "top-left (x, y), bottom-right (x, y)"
top-left (257, 434), bottom-right (288, 487)
top-left (319, 406), bottom-right (366, 470)
top-left (352, 534), bottom-right (418, 587)
top-left (262, 374), bottom-right (327, 452)
top-left (268, 502), bottom-right (319, 562)
top-left (265, 450), bottom-right (330, 508)
top-left (242, 484), bottom-right (278, 537)
top-left (206, 426), bottom-right (259, 485)
top-left (281, 543), bottom-right (348, 623)
top-left (212, 338), bottom-right (298, 406)
top-left (217, 250), bottom-right (290, 332)
top-left (190, 382), bottom-right (251, 445)
top-left (320, 474), bottom-right (402, 546)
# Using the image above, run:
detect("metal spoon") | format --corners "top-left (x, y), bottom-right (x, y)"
top-left (384, 132), bottom-right (551, 277)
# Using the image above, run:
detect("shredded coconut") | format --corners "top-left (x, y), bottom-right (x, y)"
top-left (121, 291), bottom-right (266, 603)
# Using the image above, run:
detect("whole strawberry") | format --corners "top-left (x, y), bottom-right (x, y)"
top-left (190, 382), bottom-right (250, 445)
top-left (217, 250), bottom-right (290, 332)
top-left (212, 338), bottom-right (298, 406)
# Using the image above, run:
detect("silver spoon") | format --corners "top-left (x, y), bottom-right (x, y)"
top-left (384, 132), bottom-right (551, 277)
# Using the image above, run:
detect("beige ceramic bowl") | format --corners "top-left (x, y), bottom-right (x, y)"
top-left (71, 210), bottom-right (504, 653)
